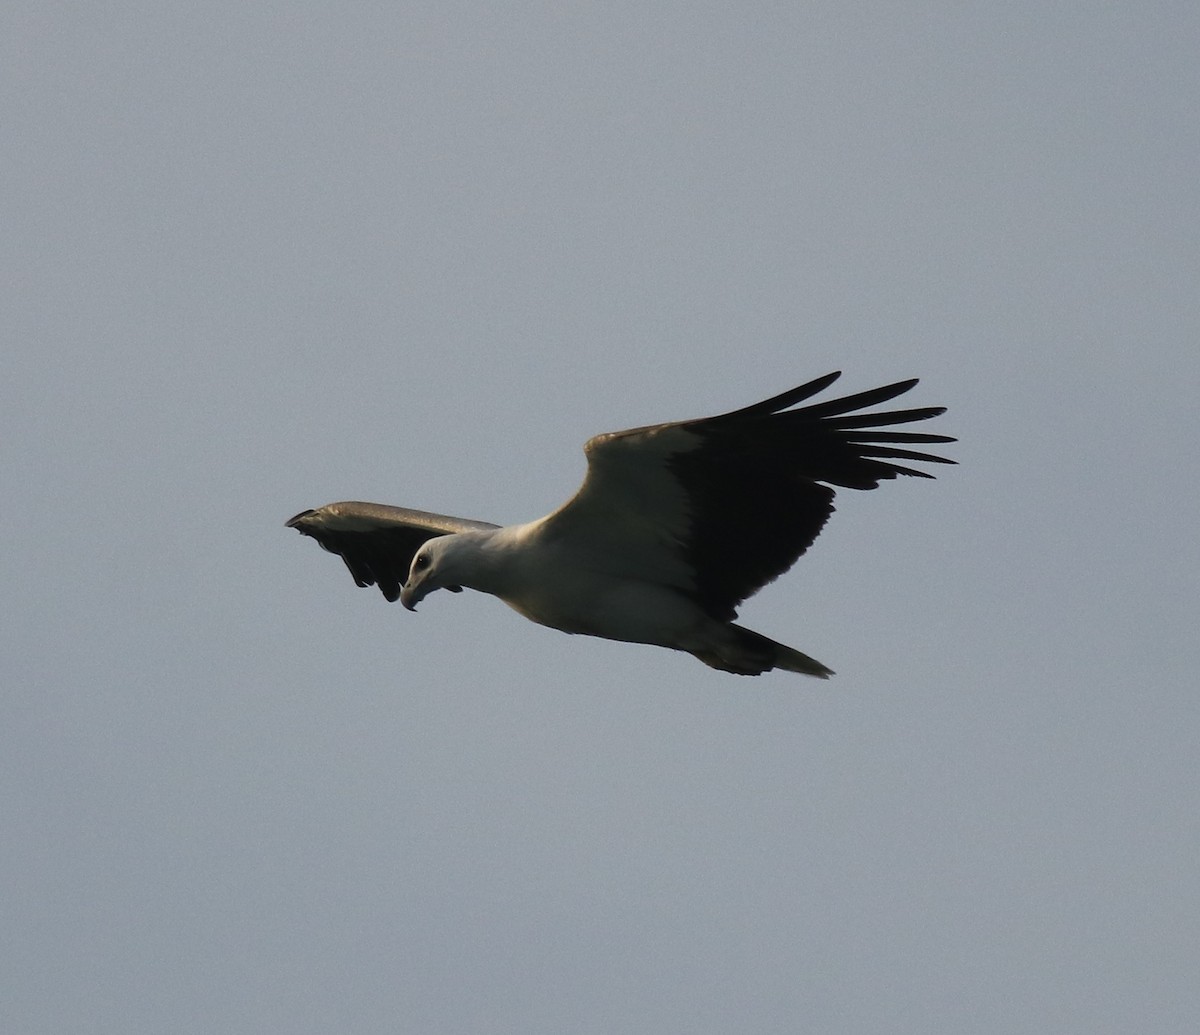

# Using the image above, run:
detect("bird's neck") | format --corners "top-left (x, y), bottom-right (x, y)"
top-left (441, 526), bottom-right (525, 597)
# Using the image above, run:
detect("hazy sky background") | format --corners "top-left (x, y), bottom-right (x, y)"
top-left (4, 2), bottom-right (1198, 1032)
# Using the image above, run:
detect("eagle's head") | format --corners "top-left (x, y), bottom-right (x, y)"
top-left (400, 536), bottom-right (465, 611)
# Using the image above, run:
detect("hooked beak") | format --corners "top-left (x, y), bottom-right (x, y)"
top-left (400, 580), bottom-right (462, 610)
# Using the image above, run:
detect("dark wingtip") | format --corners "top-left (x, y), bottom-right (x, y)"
top-left (705, 371), bottom-right (843, 423)
top-left (286, 509), bottom-right (316, 529)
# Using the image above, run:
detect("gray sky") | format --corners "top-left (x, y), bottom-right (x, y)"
top-left (4, 2), bottom-right (1198, 1032)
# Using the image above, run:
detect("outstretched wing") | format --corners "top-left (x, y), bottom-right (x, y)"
top-left (541, 372), bottom-right (955, 621)
top-left (287, 502), bottom-right (499, 602)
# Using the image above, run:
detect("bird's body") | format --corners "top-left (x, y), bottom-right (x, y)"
top-left (288, 372), bottom-right (954, 676)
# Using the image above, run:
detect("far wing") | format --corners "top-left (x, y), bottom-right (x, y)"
top-left (287, 501), bottom-right (499, 602)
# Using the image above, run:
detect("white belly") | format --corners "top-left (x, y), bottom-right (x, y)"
top-left (499, 571), bottom-right (707, 649)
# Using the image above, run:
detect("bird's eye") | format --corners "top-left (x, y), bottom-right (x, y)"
top-left (414, 554), bottom-right (429, 571)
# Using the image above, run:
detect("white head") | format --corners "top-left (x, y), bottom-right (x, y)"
top-left (399, 535), bottom-right (468, 611)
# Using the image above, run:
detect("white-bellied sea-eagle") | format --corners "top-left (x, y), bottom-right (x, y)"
top-left (288, 372), bottom-right (954, 676)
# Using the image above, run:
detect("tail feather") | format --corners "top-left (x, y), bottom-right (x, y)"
top-left (693, 624), bottom-right (834, 678)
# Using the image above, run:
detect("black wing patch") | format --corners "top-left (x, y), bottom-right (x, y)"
top-left (670, 372), bottom-right (955, 619)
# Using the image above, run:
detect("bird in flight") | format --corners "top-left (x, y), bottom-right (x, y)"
top-left (288, 372), bottom-right (953, 676)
